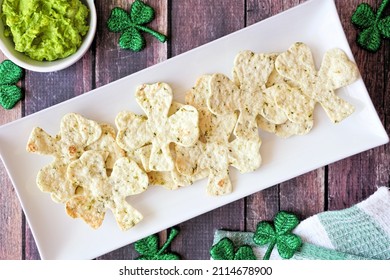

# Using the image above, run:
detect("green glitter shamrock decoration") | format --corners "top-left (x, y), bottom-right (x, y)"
top-left (135, 227), bottom-right (181, 260)
top-left (253, 211), bottom-right (302, 260)
top-left (351, 0), bottom-right (390, 52)
top-left (107, 0), bottom-right (167, 52)
top-left (0, 60), bottom-right (24, 110)
top-left (210, 237), bottom-right (257, 260)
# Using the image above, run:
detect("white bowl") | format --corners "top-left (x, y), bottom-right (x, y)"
top-left (0, 0), bottom-right (97, 72)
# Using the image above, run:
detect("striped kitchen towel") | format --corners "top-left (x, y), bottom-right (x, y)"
top-left (212, 187), bottom-right (390, 260)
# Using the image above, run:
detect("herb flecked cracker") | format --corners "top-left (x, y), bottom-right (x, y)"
top-left (275, 42), bottom-right (359, 123)
top-left (258, 69), bottom-right (314, 138)
top-left (26, 113), bottom-right (102, 203)
top-left (207, 51), bottom-right (287, 140)
top-left (27, 113), bottom-right (102, 159)
top-left (115, 82), bottom-right (199, 171)
top-left (175, 75), bottom-right (261, 195)
top-left (264, 69), bottom-right (315, 138)
top-left (133, 144), bottom-right (179, 190)
top-left (66, 151), bottom-right (148, 230)
top-left (36, 158), bottom-right (75, 203)
top-left (86, 123), bottom-right (126, 170)
top-left (176, 75), bottom-right (236, 195)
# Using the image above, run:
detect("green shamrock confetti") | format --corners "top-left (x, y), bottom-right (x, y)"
top-left (107, 0), bottom-right (167, 52)
top-left (253, 211), bottom-right (302, 260)
top-left (351, 0), bottom-right (390, 52)
top-left (135, 227), bottom-right (181, 260)
top-left (0, 60), bottom-right (24, 110)
top-left (210, 237), bottom-right (257, 260)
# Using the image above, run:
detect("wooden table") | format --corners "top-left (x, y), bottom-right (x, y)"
top-left (0, 0), bottom-right (389, 260)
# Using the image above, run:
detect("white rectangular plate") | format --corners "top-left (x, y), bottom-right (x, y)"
top-left (0, 0), bottom-right (388, 259)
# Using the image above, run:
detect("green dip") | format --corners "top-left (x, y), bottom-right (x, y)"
top-left (2, 0), bottom-right (89, 61)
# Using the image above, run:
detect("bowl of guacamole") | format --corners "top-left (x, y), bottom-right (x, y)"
top-left (0, 0), bottom-right (97, 72)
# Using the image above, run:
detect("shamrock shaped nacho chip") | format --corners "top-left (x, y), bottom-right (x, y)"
top-left (275, 42), bottom-right (359, 123)
top-left (36, 158), bottom-right (75, 203)
top-left (265, 82), bottom-right (315, 138)
top-left (116, 82), bottom-right (199, 171)
top-left (27, 113), bottom-right (102, 159)
top-left (259, 69), bottom-right (315, 138)
top-left (175, 75), bottom-right (261, 195)
top-left (26, 113), bottom-right (102, 203)
top-left (207, 51), bottom-right (287, 140)
top-left (66, 151), bottom-right (148, 230)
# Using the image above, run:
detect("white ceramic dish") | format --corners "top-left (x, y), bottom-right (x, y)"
top-left (0, 0), bottom-right (388, 259)
top-left (0, 0), bottom-right (97, 72)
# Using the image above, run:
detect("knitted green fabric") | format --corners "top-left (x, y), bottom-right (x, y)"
top-left (351, 0), bottom-right (390, 52)
top-left (319, 206), bottom-right (390, 259)
top-left (253, 212), bottom-right (302, 260)
top-left (0, 60), bottom-right (24, 110)
top-left (213, 230), bottom-right (368, 260)
top-left (135, 227), bottom-right (180, 260)
top-left (212, 187), bottom-right (390, 260)
top-left (210, 237), bottom-right (257, 260)
top-left (107, 0), bottom-right (167, 52)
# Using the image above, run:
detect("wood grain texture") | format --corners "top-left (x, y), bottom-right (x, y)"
top-left (0, 0), bottom-right (389, 260)
top-left (328, 0), bottom-right (390, 210)
top-left (0, 53), bottom-right (23, 260)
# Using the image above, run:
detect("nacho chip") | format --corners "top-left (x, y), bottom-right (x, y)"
top-left (275, 121), bottom-right (314, 138)
top-left (263, 67), bottom-right (315, 138)
top-left (133, 144), bottom-right (179, 190)
top-left (275, 42), bottom-right (359, 123)
top-left (267, 83), bottom-right (314, 122)
top-left (27, 113), bottom-right (102, 203)
top-left (115, 82), bottom-right (199, 171)
top-left (26, 112), bottom-right (102, 159)
top-left (229, 137), bottom-right (262, 173)
top-left (207, 51), bottom-right (287, 140)
top-left (175, 75), bottom-right (261, 195)
top-left (36, 158), bottom-right (75, 203)
top-left (86, 123), bottom-right (126, 170)
top-left (66, 151), bottom-right (148, 230)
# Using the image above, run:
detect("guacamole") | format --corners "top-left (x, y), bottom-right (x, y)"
top-left (2, 0), bottom-right (89, 61)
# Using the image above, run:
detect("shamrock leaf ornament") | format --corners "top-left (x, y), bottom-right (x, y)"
top-left (135, 228), bottom-right (181, 260)
top-left (0, 60), bottom-right (24, 110)
top-left (210, 237), bottom-right (257, 260)
top-left (253, 211), bottom-right (302, 260)
top-left (352, 0), bottom-right (390, 52)
top-left (107, 0), bottom-right (167, 52)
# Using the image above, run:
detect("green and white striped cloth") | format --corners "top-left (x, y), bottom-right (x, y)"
top-left (213, 187), bottom-right (390, 260)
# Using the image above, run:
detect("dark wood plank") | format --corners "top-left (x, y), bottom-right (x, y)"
top-left (169, 0), bottom-right (246, 260)
top-left (0, 170), bottom-right (23, 260)
top-left (172, 201), bottom-right (245, 260)
top-left (328, 0), bottom-right (390, 210)
top-left (170, 0), bottom-right (245, 54)
top-left (0, 52), bottom-right (23, 260)
top-left (246, 187), bottom-right (280, 232)
top-left (94, 0), bottom-right (168, 260)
